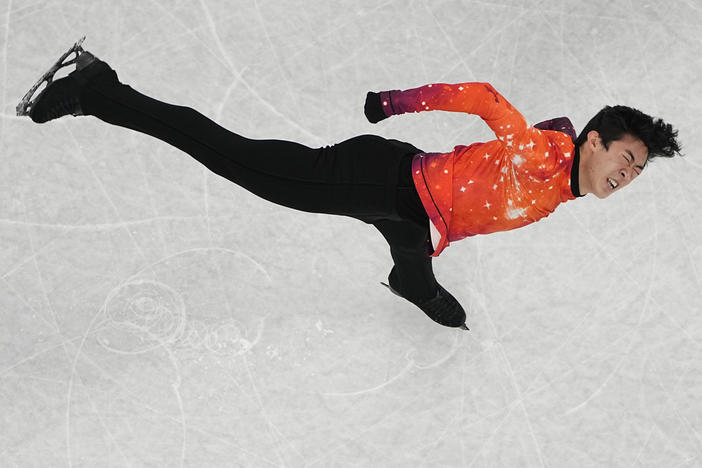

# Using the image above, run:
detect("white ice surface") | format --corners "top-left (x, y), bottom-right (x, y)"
top-left (2, 0), bottom-right (701, 466)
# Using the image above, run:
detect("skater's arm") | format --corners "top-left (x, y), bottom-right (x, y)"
top-left (365, 82), bottom-right (527, 138)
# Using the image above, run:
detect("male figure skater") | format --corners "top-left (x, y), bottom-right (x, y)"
top-left (18, 38), bottom-right (682, 330)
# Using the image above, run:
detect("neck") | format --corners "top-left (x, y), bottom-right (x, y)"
top-left (578, 143), bottom-right (592, 195)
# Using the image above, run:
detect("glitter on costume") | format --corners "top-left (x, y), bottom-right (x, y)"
top-left (378, 83), bottom-right (581, 257)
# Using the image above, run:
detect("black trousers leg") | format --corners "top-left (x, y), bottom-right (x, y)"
top-left (79, 70), bottom-right (416, 221)
top-left (373, 153), bottom-right (439, 303)
top-left (373, 218), bottom-right (438, 303)
top-left (78, 67), bottom-right (438, 301)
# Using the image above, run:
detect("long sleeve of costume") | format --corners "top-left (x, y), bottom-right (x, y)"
top-left (375, 83), bottom-right (581, 257)
top-left (379, 82), bottom-right (527, 139)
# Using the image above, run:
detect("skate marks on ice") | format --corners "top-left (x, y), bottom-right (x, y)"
top-left (96, 279), bottom-right (187, 355)
top-left (319, 330), bottom-right (468, 397)
top-left (91, 248), bottom-right (273, 359)
top-left (56, 249), bottom-right (277, 466)
top-left (96, 278), bottom-right (265, 358)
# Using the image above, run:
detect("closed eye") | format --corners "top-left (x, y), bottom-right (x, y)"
top-left (624, 150), bottom-right (643, 175)
top-left (624, 152), bottom-right (642, 176)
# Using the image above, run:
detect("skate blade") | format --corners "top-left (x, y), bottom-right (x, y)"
top-left (16, 35), bottom-right (86, 117)
top-left (380, 281), bottom-right (403, 298)
top-left (382, 281), bottom-right (469, 330)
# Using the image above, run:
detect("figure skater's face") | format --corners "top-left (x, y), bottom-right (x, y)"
top-left (580, 131), bottom-right (648, 199)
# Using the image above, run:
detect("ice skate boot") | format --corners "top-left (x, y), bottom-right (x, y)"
top-left (17, 36), bottom-right (115, 123)
top-left (381, 267), bottom-right (469, 330)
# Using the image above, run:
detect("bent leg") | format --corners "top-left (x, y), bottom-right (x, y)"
top-left (373, 218), bottom-right (438, 303)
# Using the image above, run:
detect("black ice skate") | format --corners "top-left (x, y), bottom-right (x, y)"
top-left (17, 36), bottom-right (114, 123)
top-left (381, 268), bottom-right (469, 330)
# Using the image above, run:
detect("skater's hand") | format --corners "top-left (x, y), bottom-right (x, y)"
top-left (364, 91), bottom-right (389, 124)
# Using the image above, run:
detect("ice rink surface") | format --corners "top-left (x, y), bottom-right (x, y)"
top-left (2, 0), bottom-right (701, 466)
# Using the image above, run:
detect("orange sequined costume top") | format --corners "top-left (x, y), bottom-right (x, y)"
top-left (378, 82), bottom-right (583, 257)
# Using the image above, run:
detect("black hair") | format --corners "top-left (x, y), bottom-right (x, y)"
top-left (574, 105), bottom-right (683, 165)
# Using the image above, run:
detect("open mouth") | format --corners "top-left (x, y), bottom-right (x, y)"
top-left (607, 177), bottom-right (619, 191)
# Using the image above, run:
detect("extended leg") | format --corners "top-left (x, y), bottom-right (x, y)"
top-left (80, 73), bottom-right (406, 219)
top-left (22, 42), bottom-right (418, 221)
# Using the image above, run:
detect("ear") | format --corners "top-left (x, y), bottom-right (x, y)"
top-left (587, 130), bottom-right (602, 149)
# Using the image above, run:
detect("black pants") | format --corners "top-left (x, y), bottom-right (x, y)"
top-left (79, 69), bottom-right (439, 302)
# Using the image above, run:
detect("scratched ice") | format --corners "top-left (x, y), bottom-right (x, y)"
top-left (2, 1), bottom-right (701, 467)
